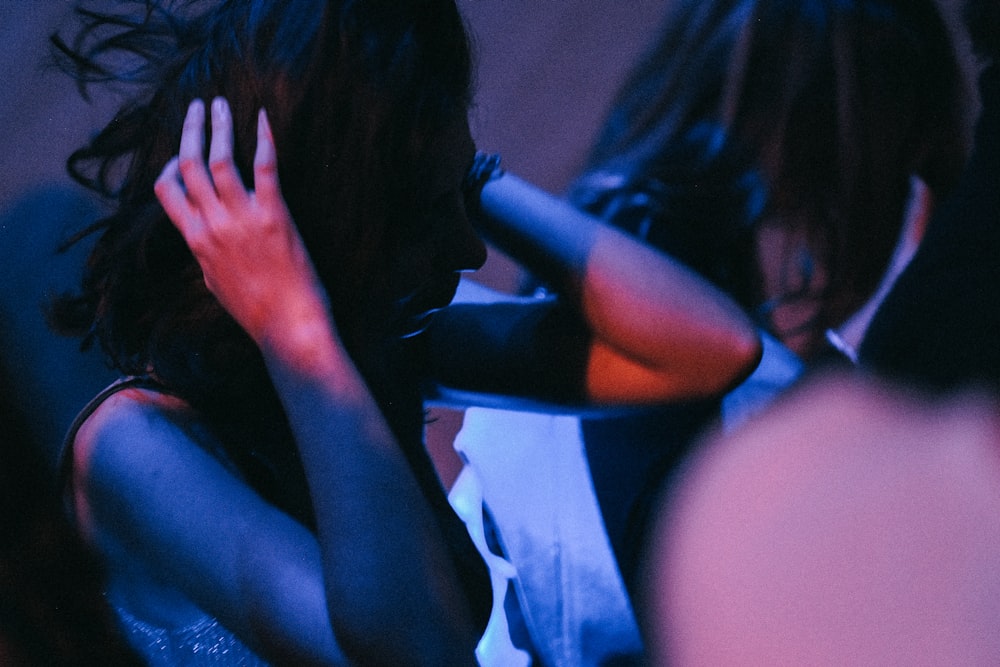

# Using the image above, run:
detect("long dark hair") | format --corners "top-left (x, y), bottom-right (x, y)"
top-left (50, 0), bottom-right (474, 522)
top-left (571, 0), bottom-right (968, 356)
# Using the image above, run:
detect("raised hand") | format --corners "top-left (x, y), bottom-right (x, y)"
top-left (154, 98), bottom-right (331, 351)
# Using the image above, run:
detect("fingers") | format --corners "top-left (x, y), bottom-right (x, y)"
top-left (208, 97), bottom-right (248, 205)
top-left (253, 108), bottom-right (283, 213)
top-left (176, 99), bottom-right (220, 215)
top-left (155, 156), bottom-right (201, 237)
top-left (177, 98), bottom-right (251, 214)
top-left (159, 98), bottom-right (282, 238)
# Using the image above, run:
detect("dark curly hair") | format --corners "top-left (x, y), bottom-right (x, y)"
top-left (49, 0), bottom-right (475, 521)
top-left (571, 0), bottom-right (968, 358)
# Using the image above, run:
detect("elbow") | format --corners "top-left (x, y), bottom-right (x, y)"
top-left (325, 578), bottom-right (478, 667)
top-left (734, 326), bottom-right (764, 380)
top-left (678, 325), bottom-right (763, 400)
top-left (326, 593), bottom-right (403, 666)
top-left (712, 326), bottom-right (763, 395)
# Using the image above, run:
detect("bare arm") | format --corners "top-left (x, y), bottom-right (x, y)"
top-left (433, 172), bottom-right (761, 406)
top-left (153, 98), bottom-right (479, 665)
top-left (73, 389), bottom-right (346, 665)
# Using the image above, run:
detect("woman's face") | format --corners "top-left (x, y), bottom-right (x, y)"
top-left (754, 215), bottom-right (829, 358)
top-left (389, 116), bottom-right (488, 337)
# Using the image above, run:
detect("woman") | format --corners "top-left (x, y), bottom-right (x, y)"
top-left (582, 0), bottom-right (969, 643)
top-left (455, 1), bottom-right (970, 662)
top-left (572, 0), bottom-right (967, 364)
top-left (51, 0), bottom-right (760, 664)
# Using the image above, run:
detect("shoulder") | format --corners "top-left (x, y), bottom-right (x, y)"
top-left (73, 386), bottom-right (200, 475)
top-left (69, 387), bottom-right (226, 545)
top-left (65, 386), bottom-right (330, 655)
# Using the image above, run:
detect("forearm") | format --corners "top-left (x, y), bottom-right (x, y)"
top-left (579, 226), bottom-right (761, 399)
top-left (479, 173), bottom-right (761, 401)
top-left (260, 324), bottom-right (478, 665)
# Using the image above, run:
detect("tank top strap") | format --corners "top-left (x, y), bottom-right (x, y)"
top-left (58, 376), bottom-right (172, 509)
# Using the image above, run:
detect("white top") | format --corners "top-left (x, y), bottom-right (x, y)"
top-left (450, 409), bottom-right (644, 667)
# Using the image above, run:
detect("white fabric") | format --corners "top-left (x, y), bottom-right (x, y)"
top-left (450, 409), bottom-right (644, 667)
top-left (449, 466), bottom-right (532, 667)
top-left (722, 330), bottom-right (804, 431)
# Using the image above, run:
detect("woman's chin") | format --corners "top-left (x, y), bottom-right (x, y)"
top-left (398, 308), bottom-right (444, 339)
top-left (395, 274), bottom-right (460, 338)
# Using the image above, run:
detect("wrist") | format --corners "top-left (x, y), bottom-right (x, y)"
top-left (257, 298), bottom-right (342, 371)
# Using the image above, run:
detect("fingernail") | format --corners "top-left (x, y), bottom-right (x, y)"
top-left (258, 108), bottom-right (273, 141)
top-left (212, 97), bottom-right (227, 117)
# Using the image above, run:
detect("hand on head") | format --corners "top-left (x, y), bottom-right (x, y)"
top-left (155, 97), bottom-right (332, 350)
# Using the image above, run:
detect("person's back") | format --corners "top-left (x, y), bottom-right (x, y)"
top-left (644, 372), bottom-right (1000, 666)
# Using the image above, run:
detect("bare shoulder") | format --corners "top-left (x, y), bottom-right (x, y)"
top-left (69, 386), bottom-right (227, 547)
top-left (73, 387), bottom-right (199, 478)
top-left (77, 384), bottom-right (195, 438)
top-left (66, 386), bottom-right (332, 655)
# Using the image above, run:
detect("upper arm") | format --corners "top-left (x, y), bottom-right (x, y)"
top-left (72, 390), bottom-right (345, 665)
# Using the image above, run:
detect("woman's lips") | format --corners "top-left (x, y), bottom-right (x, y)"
top-left (399, 272), bottom-right (461, 337)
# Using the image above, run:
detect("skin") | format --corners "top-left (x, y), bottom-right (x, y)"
top-left (755, 178), bottom-right (934, 360)
top-left (447, 171), bottom-right (764, 405)
top-left (70, 96), bottom-right (762, 664)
